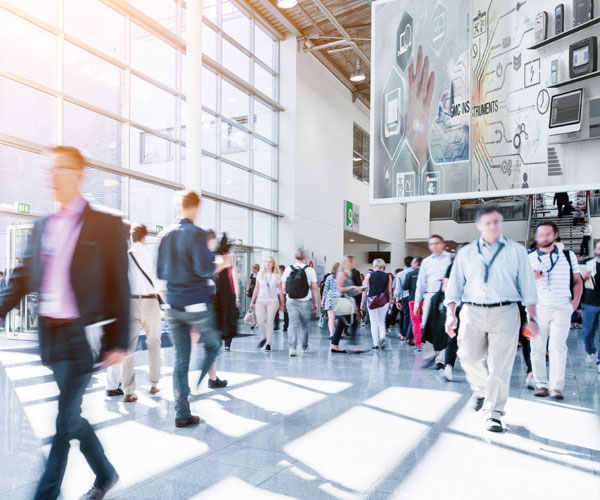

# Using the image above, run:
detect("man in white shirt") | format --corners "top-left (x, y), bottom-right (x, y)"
top-left (106, 223), bottom-right (162, 401)
top-left (414, 235), bottom-right (452, 367)
top-left (529, 221), bottom-right (583, 400)
top-left (281, 248), bottom-right (319, 356)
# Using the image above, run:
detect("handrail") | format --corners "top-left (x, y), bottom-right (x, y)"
top-left (525, 200), bottom-right (533, 249)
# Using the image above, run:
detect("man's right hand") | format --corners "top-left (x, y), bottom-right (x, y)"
top-left (413, 305), bottom-right (421, 317)
top-left (445, 316), bottom-right (458, 338)
top-left (582, 271), bottom-right (592, 280)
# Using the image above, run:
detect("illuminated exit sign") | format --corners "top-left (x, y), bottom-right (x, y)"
top-left (16, 202), bottom-right (30, 214)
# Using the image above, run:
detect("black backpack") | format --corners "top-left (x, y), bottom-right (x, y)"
top-left (287, 265), bottom-right (309, 299)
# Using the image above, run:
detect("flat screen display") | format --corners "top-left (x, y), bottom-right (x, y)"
top-left (573, 46), bottom-right (589, 67)
top-left (549, 89), bottom-right (583, 128)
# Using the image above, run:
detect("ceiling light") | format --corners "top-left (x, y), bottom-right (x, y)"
top-left (277, 0), bottom-right (297, 8)
top-left (353, 156), bottom-right (361, 162)
top-left (350, 58), bottom-right (366, 82)
top-left (349, 239), bottom-right (355, 242)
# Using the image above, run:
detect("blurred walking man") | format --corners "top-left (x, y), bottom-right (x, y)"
top-left (445, 205), bottom-right (538, 433)
top-left (157, 190), bottom-right (230, 427)
top-left (0, 146), bottom-right (129, 499)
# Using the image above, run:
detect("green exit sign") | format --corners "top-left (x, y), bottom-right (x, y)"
top-left (16, 202), bottom-right (30, 214)
top-left (155, 225), bottom-right (163, 233)
top-left (237, 239), bottom-right (243, 245)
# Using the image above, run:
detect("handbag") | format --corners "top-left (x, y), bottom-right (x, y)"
top-left (243, 308), bottom-right (256, 328)
top-left (333, 296), bottom-right (356, 317)
top-left (318, 314), bottom-right (327, 329)
top-left (368, 292), bottom-right (388, 310)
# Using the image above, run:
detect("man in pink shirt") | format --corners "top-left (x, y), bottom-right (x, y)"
top-left (0, 146), bottom-right (130, 500)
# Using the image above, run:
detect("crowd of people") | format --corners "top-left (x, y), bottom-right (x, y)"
top-left (0, 147), bottom-right (599, 499)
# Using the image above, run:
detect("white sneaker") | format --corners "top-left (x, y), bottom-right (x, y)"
top-left (302, 346), bottom-right (310, 353)
top-left (443, 365), bottom-right (453, 382)
top-left (525, 372), bottom-right (536, 390)
top-left (597, 364), bottom-right (600, 374)
top-left (586, 353), bottom-right (597, 365)
top-left (289, 347), bottom-right (297, 357)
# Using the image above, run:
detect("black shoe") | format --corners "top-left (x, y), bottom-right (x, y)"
top-left (265, 344), bottom-right (271, 351)
top-left (106, 388), bottom-right (124, 397)
top-left (78, 473), bottom-right (119, 500)
top-left (486, 417), bottom-right (503, 433)
top-left (175, 415), bottom-right (201, 428)
top-left (257, 339), bottom-right (267, 349)
top-left (435, 362), bottom-right (445, 370)
top-left (208, 377), bottom-right (228, 389)
top-left (331, 348), bottom-right (347, 353)
top-left (473, 396), bottom-right (485, 412)
top-left (372, 345), bottom-right (379, 350)
top-left (283, 328), bottom-right (288, 333)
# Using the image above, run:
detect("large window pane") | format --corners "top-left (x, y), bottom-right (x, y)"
top-left (80, 168), bottom-right (122, 212)
top-left (130, 179), bottom-right (175, 230)
top-left (255, 25), bottom-right (275, 69)
top-left (222, 1), bottom-right (250, 48)
top-left (0, 9), bottom-right (56, 89)
top-left (200, 197), bottom-right (217, 231)
top-left (63, 102), bottom-right (122, 166)
top-left (9, 0), bottom-right (57, 25)
top-left (130, 0), bottom-right (176, 31)
top-left (64, 42), bottom-right (122, 115)
top-left (254, 63), bottom-right (274, 99)
top-left (203, 25), bottom-right (218, 60)
top-left (203, 67), bottom-right (217, 111)
top-left (221, 203), bottom-right (249, 243)
top-left (253, 138), bottom-right (275, 177)
top-left (202, 113), bottom-right (217, 154)
top-left (130, 76), bottom-right (175, 132)
top-left (64, 0), bottom-right (125, 60)
top-left (201, 156), bottom-right (217, 193)
top-left (253, 175), bottom-right (274, 210)
top-left (0, 145), bottom-right (53, 215)
top-left (131, 23), bottom-right (176, 88)
top-left (223, 39), bottom-right (249, 81)
top-left (0, 77), bottom-right (55, 145)
top-left (253, 211), bottom-right (275, 249)
top-left (130, 127), bottom-right (175, 180)
top-left (202, 0), bottom-right (217, 24)
top-left (221, 163), bottom-right (249, 202)
top-left (221, 123), bottom-right (249, 167)
top-left (222, 80), bottom-right (249, 125)
top-left (254, 99), bottom-right (274, 141)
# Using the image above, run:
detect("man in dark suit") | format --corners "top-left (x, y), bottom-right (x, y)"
top-left (554, 192), bottom-right (569, 218)
top-left (0, 146), bottom-right (130, 500)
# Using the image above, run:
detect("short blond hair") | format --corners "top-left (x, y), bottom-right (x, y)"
top-left (177, 190), bottom-right (200, 210)
top-left (372, 258), bottom-right (386, 271)
top-left (49, 146), bottom-right (85, 169)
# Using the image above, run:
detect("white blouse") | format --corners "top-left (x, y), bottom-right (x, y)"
top-left (256, 273), bottom-right (281, 302)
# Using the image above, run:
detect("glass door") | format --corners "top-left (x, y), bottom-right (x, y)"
top-left (235, 247), bottom-right (251, 316)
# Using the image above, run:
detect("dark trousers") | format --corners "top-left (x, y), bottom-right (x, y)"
top-left (332, 314), bottom-right (358, 346)
top-left (400, 297), bottom-right (411, 338)
top-left (581, 235), bottom-right (591, 256)
top-left (519, 333), bottom-right (533, 373)
top-left (445, 334), bottom-right (458, 367)
top-left (35, 359), bottom-right (115, 499)
top-left (557, 202), bottom-right (567, 217)
top-left (274, 310), bottom-right (289, 331)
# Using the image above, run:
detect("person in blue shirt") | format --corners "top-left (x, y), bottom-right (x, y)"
top-left (157, 190), bottom-right (231, 428)
top-left (445, 205), bottom-right (538, 433)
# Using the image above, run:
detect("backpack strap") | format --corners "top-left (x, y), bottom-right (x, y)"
top-left (563, 250), bottom-right (574, 300)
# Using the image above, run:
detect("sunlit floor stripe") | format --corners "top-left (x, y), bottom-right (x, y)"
top-left (190, 399), bottom-right (268, 438)
top-left (5, 364), bottom-right (52, 381)
top-left (189, 477), bottom-right (300, 500)
top-left (277, 376), bottom-right (352, 394)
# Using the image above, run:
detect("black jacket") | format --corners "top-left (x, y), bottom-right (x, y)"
top-left (0, 203), bottom-right (130, 365)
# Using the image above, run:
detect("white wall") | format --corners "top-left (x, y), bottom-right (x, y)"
top-left (278, 40), bottom-right (417, 270)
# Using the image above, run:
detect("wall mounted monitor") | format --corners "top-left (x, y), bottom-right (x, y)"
top-left (549, 88), bottom-right (583, 135)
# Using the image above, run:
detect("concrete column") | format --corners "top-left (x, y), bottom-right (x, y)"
top-left (186, 0), bottom-right (203, 193)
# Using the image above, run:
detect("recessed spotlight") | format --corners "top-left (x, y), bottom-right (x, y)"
top-left (349, 238), bottom-right (355, 242)
top-left (350, 58), bottom-right (366, 82)
top-left (277, 0), bottom-right (297, 8)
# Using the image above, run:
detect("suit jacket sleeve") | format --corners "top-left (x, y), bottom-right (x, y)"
top-left (102, 215), bottom-right (130, 351)
top-left (0, 221), bottom-right (40, 318)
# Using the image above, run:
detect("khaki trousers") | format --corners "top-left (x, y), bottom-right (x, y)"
top-left (107, 298), bottom-right (162, 394)
top-left (457, 303), bottom-right (521, 418)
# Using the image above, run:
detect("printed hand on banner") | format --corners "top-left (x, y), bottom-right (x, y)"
top-left (406, 45), bottom-right (435, 170)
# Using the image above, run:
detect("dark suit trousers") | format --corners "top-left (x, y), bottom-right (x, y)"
top-left (35, 323), bottom-right (115, 500)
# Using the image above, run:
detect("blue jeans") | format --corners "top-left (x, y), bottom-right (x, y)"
top-left (581, 303), bottom-right (600, 363)
top-left (35, 359), bottom-right (115, 499)
top-left (167, 307), bottom-right (221, 419)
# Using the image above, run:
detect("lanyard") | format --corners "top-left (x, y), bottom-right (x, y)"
top-left (536, 247), bottom-right (560, 287)
top-left (477, 240), bottom-right (505, 283)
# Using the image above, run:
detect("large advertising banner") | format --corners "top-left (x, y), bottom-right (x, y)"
top-left (371, 0), bottom-right (600, 203)
top-left (371, 0), bottom-right (472, 202)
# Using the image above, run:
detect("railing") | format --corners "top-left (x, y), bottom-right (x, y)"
top-left (589, 193), bottom-right (600, 216)
top-left (430, 199), bottom-right (530, 223)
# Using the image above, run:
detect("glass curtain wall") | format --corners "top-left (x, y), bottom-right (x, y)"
top-left (0, 0), bottom-right (279, 271)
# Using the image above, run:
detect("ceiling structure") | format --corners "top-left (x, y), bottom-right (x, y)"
top-left (245, 0), bottom-right (372, 107)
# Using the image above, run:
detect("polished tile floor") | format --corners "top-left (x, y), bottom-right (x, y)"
top-left (0, 321), bottom-right (599, 500)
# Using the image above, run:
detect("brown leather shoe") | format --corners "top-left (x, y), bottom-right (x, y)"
top-left (123, 394), bottom-right (138, 403)
top-left (175, 415), bottom-right (201, 428)
top-left (534, 387), bottom-right (549, 397)
top-left (150, 386), bottom-right (160, 395)
top-left (550, 389), bottom-right (564, 400)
